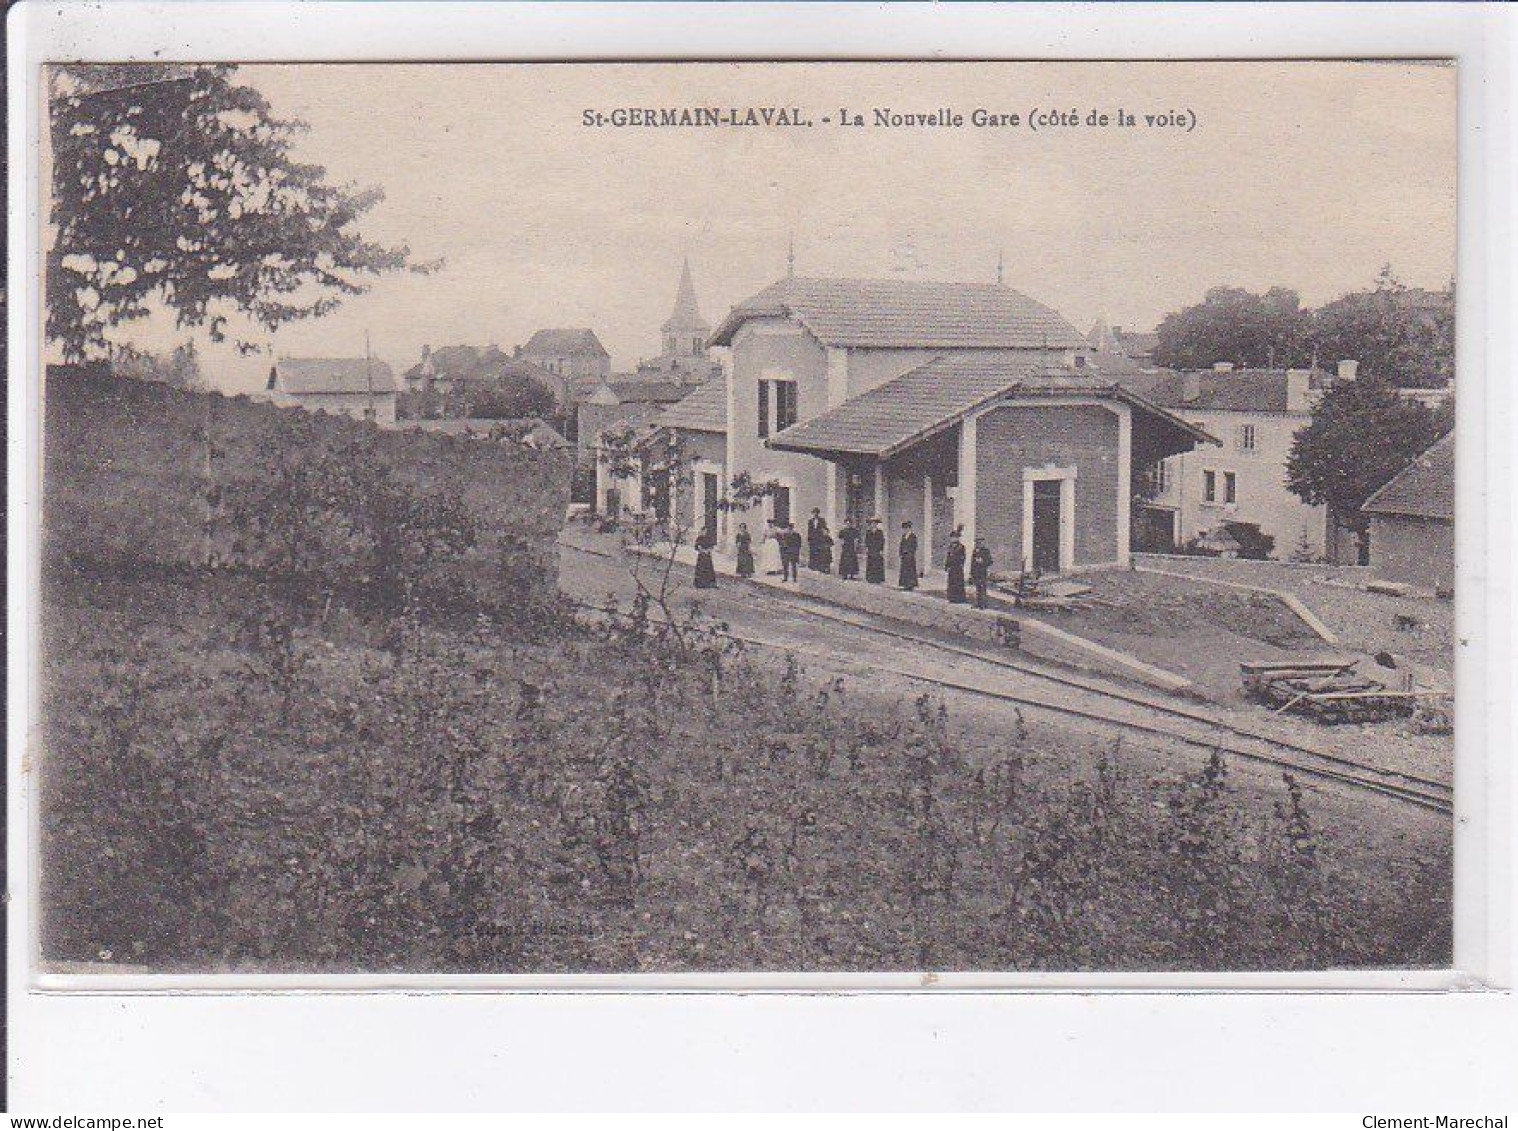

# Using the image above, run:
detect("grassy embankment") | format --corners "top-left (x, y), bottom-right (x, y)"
top-left (40, 370), bottom-right (1451, 972)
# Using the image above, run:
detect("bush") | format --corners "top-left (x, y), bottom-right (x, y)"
top-left (41, 571), bottom-right (1452, 972)
top-left (44, 365), bottom-right (569, 623)
top-left (1223, 521), bottom-right (1276, 561)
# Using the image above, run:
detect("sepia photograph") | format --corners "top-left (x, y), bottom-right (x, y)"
top-left (32, 57), bottom-right (1461, 977)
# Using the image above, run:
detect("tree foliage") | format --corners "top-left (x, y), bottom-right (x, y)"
top-left (1154, 286), bottom-right (1309, 370)
top-left (1310, 268), bottom-right (1455, 389)
top-left (465, 370), bottom-right (558, 420)
top-left (221, 415), bottom-right (478, 613)
top-left (110, 339), bottom-right (204, 391)
top-left (48, 64), bottom-right (431, 359)
top-left (398, 347), bottom-right (561, 422)
top-left (1286, 377), bottom-right (1450, 534)
top-left (1154, 270), bottom-right (1455, 388)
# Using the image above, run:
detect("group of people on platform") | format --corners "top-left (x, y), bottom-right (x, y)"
top-left (694, 506), bottom-right (996, 608)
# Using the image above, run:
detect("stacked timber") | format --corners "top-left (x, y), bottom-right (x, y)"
top-left (1239, 659), bottom-right (1417, 725)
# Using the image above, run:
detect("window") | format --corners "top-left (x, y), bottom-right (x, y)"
top-left (758, 377), bottom-right (798, 436)
top-left (1151, 459), bottom-right (1169, 493)
top-left (771, 485), bottom-right (791, 528)
top-left (846, 470), bottom-right (868, 525)
top-left (1224, 471), bottom-right (1237, 504)
top-left (1203, 470), bottom-right (1217, 503)
top-left (1237, 424), bottom-right (1257, 451)
top-left (774, 380), bottom-right (799, 430)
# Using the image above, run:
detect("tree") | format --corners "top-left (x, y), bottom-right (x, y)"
top-left (467, 370), bottom-right (558, 420)
top-left (111, 339), bottom-right (204, 391)
top-left (1153, 286), bottom-right (1309, 370)
top-left (48, 64), bottom-right (432, 360)
top-left (1307, 268), bottom-right (1454, 389)
top-left (593, 426), bottom-right (777, 654)
top-left (1286, 376), bottom-right (1449, 543)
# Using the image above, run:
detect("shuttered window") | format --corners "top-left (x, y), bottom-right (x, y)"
top-left (774, 380), bottom-right (799, 430)
top-left (757, 380), bottom-right (770, 438)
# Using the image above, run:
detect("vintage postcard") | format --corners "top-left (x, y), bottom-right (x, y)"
top-left (33, 59), bottom-right (1459, 978)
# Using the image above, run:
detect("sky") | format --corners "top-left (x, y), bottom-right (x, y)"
top-left (62, 61), bottom-right (1457, 394)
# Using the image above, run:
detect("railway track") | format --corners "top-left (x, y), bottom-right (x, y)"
top-left (561, 539), bottom-right (1454, 816)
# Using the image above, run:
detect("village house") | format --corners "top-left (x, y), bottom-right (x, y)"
top-left (1131, 361), bottom-right (1344, 559)
top-left (403, 344), bottom-right (569, 412)
top-left (1362, 430), bottom-right (1455, 593)
top-left (635, 375), bottom-right (729, 538)
top-left (577, 263), bottom-right (728, 515)
top-left (700, 276), bottom-right (1216, 577)
top-left (516, 327), bottom-right (612, 398)
top-left (266, 357), bottom-right (397, 425)
top-left (580, 377), bottom-right (695, 511)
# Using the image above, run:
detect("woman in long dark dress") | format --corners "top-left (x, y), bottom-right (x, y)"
top-left (864, 518), bottom-right (887, 584)
top-left (898, 522), bottom-right (919, 591)
top-left (837, 519), bottom-right (861, 580)
top-left (734, 523), bottom-right (755, 578)
top-left (806, 509), bottom-right (831, 572)
top-left (693, 531), bottom-right (718, 589)
top-left (945, 531), bottom-right (968, 604)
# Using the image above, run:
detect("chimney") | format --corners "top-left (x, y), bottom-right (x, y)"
top-left (1337, 359), bottom-right (1359, 383)
top-left (1212, 361), bottom-right (1235, 374)
top-left (1286, 368), bottom-right (1313, 412)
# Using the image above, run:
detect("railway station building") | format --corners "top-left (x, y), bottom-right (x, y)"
top-left (706, 275), bottom-right (1218, 578)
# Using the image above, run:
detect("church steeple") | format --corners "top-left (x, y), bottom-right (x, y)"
top-left (661, 257), bottom-right (710, 357)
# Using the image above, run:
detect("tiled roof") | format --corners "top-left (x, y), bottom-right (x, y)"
top-left (608, 379), bottom-right (692, 405)
top-left (709, 276), bottom-right (1086, 350)
top-left (1363, 432), bottom-right (1455, 520)
top-left (655, 376), bottom-right (727, 433)
top-left (766, 352), bottom-right (1218, 459)
top-left (276, 358), bottom-right (396, 395)
top-left (520, 327), bottom-right (611, 358)
top-left (405, 347), bottom-right (560, 392)
top-left (1142, 368), bottom-right (1328, 414)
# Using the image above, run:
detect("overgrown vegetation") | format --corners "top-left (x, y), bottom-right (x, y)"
top-left (39, 371), bottom-right (1451, 972)
top-left (42, 569), bottom-right (1451, 971)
